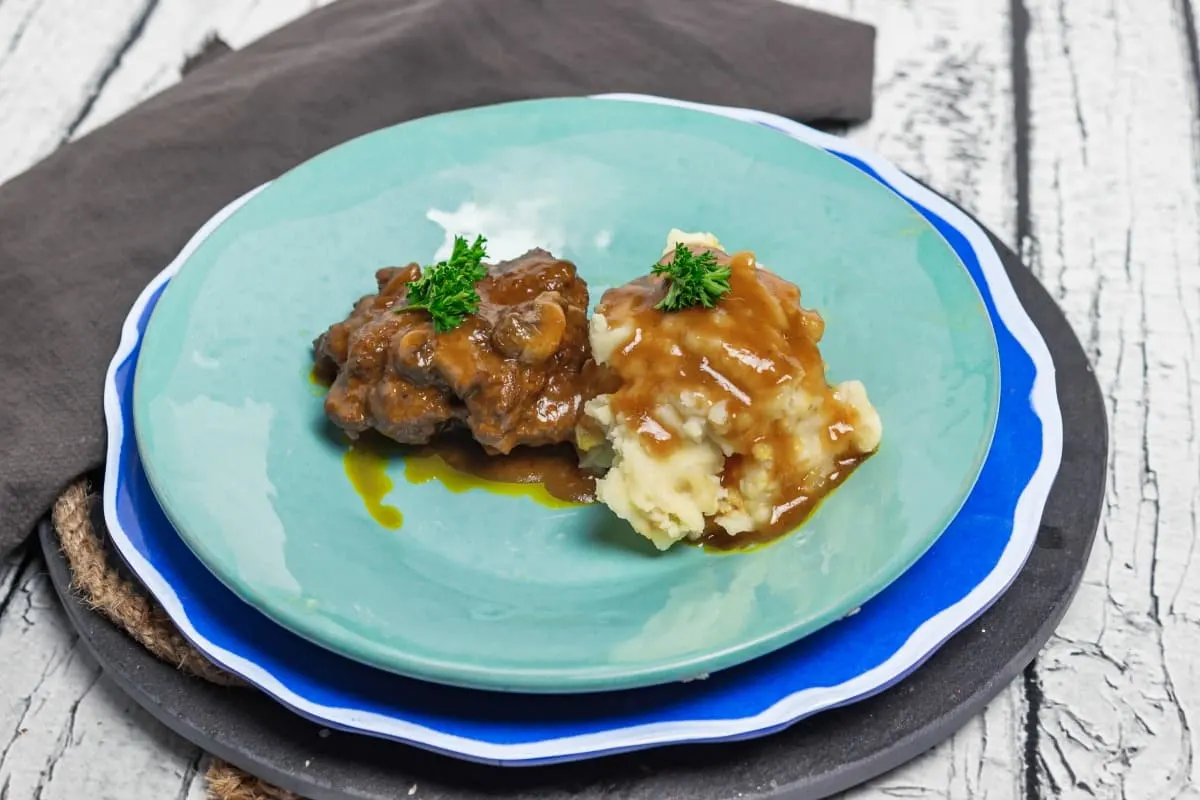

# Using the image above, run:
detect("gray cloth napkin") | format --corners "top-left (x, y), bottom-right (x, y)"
top-left (0, 0), bottom-right (875, 557)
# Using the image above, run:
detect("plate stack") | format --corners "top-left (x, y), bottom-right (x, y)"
top-left (104, 95), bottom-right (1061, 774)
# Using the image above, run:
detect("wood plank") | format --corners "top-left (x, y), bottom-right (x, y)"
top-left (0, 0), bottom-right (335, 187)
top-left (0, 544), bottom-right (30, 617)
top-left (0, 558), bottom-right (204, 799)
top-left (71, 0), bottom-right (336, 139)
top-left (32, 673), bottom-right (207, 800)
top-left (0, 1), bottom-right (315, 793)
top-left (0, 0), bottom-right (1034, 797)
top-left (0, 0), bottom-right (158, 185)
top-left (790, 0), bottom-right (1023, 794)
top-left (827, 0), bottom-right (1019, 246)
top-left (1022, 0), bottom-right (1200, 796)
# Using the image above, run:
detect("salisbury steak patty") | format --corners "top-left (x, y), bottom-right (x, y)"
top-left (313, 249), bottom-right (594, 454)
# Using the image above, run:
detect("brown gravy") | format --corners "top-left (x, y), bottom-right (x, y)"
top-left (314, 250), bottom-right (595, 455)
top-left (409, 433), bottom-right (596, 506)
top-left (338, 430), bottom-right (595, 523)
top-left (598, 250), bottom-right (838, 453)
top-left (698, 455), bottom-right (865, 551)
top-left (597, 247), bottom-right (872, 548)
top-left (325, 245), bottom-right (872, 551)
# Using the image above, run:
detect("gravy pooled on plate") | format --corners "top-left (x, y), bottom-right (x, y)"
top-left (578, 231), bottom-right (882, 550)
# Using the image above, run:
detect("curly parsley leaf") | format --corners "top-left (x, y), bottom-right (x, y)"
top-left (403, 234), bottom-right (489, 332)
top-left (652, 243), bottom-right (732, 312)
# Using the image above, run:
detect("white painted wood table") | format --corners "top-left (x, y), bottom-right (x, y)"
top-left (1, 1), bottom-right (1197, 798)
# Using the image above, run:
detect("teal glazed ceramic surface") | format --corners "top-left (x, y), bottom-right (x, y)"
top-left (133, 98), bottom-right (999, 693)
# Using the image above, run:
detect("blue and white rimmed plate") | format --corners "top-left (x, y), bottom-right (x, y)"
top-left (132, 95), bottom-right (1002, 693)
top-left (105, 95), bottom-right (1061, 763)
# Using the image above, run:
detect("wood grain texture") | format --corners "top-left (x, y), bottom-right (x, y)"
top-left (6, 0), bottom-right (1185, 797)
top-left (0, 3), bottom-right (333, 796)
top-left (0, 562), bottom-right (206, 799)
top-left (0, 0), bottom-right (159, 185)
top-left (0, 0), bottom-right (1028, 797)
top-left (1020, 0), bottom-right (1200, 797)
top-left (0, 0), bottom-right (331, 186)
top-left (71, 0), bottom-right (335, 139)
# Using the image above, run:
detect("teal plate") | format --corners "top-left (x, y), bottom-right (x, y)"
top-left (133, 98), bottom-right (999, 694)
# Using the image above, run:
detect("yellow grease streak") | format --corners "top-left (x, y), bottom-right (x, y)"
top-left (403, 453), bottom-right (579, 509)
top-left (343, 443), bottom-right (404, 529)
top-left (307, 366), bottom-right (333, 398)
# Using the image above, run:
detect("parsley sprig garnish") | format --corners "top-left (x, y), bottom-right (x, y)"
top-left (403, 234), bottom-right (489, 332)
top-left (652, 243), bottom-right (732, 312)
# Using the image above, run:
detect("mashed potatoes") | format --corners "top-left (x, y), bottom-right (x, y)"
top-left (577, 231), bottom-right (882, 551)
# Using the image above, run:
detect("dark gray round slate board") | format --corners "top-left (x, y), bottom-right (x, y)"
top-left (39, 217), bottom-right (1107, 800)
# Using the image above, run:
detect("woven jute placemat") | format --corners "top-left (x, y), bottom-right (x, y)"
top-left (51, 481), bottom-right (301, 800)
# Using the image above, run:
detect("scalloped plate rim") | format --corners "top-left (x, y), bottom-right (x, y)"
top-left (100, 94), bottom-right (1062, 765)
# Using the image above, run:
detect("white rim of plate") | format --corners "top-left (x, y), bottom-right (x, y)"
top-left (101, 93), bottom-right (1063, 765)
